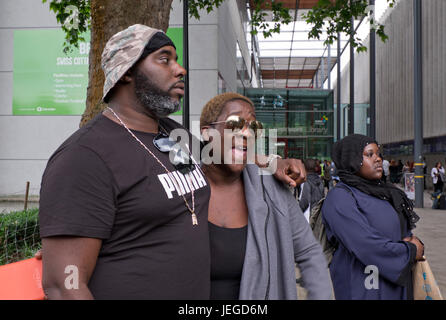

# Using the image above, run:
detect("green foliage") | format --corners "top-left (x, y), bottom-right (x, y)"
top-left (188, 0), bottom-right (226, 19)
top-left (0, 209), bottom-right (41, 265)
top-left (42, 0), bottom-right (394, 55)
top-left (42, 0), bottom-right (90, 54)
top-left (42, 0), bottom-right (293, 53)
top-left (250, 0), bottom-right (293, 38)
top-left (303, 0), bottom-right (396, 52)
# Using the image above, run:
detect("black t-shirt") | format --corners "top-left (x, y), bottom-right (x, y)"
top-left (39, 114), bottom-right (211, 299)
top-left (209, 222), bottom-right (247, 300)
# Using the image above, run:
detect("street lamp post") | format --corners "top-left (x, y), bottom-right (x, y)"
top-left (369, 0), bottom-right (376, 139)
top-left (349, 14), bottom-right (355, 135)
top-left (183, 0), bottom-right (190, 130)
top-left (413, 0), bottom-right (424, 208)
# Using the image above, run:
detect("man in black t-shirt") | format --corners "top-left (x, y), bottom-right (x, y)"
top-left (39, 25), bottom-right (307, 300)
top-left (40, 25), bottom-right (212, 299)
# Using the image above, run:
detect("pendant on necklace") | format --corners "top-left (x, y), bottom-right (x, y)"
top-left (191, 212), bottom-right (198, 226)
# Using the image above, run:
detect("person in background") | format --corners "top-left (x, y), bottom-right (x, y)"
top-left (402, 161), bottom-right (410, 174)
top-left (200, 93), bottom-right (332, 300)
top-left (322, 134), bottom-right (423, 300)
top-left (431, 162), bottom-right (445, 193)
top-left (297, 158), bottom-right (325, 222)
top-left (397, 160), bottom-right (404, 183)
top-left (322, 160), bottom-right (332, 192)
top-left (409, 161), bottom-right (415, 173)
top-left (315, 159), bottom-right (322, 175)
top-left (389, 159), bottom-right (399, 183)
top-left (382, 157), bottom-right (390, 183)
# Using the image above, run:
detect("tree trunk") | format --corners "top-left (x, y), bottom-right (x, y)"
top-left (80, 0), bottom-right (174, 127)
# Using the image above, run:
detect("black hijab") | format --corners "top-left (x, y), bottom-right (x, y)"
top-left (332, 134), bottom-right (420, 231)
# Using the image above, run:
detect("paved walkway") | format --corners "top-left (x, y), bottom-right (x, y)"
top-left (404, 185), bottom-right (446, 297)
top-left (412, 207), bottom-right (446, 297)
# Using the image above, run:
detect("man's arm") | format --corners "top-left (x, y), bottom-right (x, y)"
top-left (42, 237), bottom-right (102, 300)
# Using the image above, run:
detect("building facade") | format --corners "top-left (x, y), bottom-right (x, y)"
top-left (0, 0), bottom-right (255, 197)
top-left (335, 0), bottom-right (446, 187)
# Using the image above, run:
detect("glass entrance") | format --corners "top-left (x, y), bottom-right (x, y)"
top-left (245, 88), bottom-right (334, 160)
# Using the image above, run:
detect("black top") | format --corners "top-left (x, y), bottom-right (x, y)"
top-left (39, 114), bottom-right (211, 299)
top-left (209, 221), bottom-right (247, 300)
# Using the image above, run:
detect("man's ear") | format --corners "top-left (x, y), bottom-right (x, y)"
top-left (119, 69), bottom-right (133, 84)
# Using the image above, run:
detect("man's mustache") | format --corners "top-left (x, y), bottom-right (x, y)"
top-left (168, 80), bottom-right (185, 91)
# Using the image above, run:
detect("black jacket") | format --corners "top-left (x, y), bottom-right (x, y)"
top-left (298, 173), bottom-right (325, 212)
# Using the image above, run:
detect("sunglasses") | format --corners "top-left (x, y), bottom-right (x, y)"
top-left (153, 132), bottom-right (195, 174)
top-left (210, 115), bottom-right (263, 138)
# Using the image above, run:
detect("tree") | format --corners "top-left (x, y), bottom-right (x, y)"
top-left (303, 0), bottom-right (397, 52)
top-left (44, 0), bottom-right (174, 126)
top-left (44, 0), bottom-right (394, 126)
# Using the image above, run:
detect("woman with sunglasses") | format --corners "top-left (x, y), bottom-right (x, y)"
top-left (199, 93), bottom-right (332, 300)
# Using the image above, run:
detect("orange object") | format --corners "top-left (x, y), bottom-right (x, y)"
top-left (0, 257), bottom-right (45, 300)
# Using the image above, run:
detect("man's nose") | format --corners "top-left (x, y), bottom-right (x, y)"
top-left (175, 62), bottom-right (186, 78)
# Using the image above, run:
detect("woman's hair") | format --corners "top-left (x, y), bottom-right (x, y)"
top-left (200, 92), bottom-right (254, 128)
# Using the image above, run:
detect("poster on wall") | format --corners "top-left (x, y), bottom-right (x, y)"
top-left (404, 173), bottom-right (415, 200)
top-left (13, 29), bottom-right (90, 115)
top-left (12, 28), bottom-right (183, 116)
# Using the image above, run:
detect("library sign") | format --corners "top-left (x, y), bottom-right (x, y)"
top-left (12, 28), bottom-right (183, 115)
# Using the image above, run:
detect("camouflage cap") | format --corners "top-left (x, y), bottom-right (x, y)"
top-left (101, 24), bottom-right (163, 102)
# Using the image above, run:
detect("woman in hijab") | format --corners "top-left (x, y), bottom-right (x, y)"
top-left (321, 134), bottom-right (424, 300)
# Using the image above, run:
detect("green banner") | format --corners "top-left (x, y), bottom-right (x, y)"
top-left (166, 27), bottom-right (184, 116)
top-left (13, 28), bottom-right (183, 115)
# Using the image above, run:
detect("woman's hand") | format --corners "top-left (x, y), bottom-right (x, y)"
top-left (403, 236), bottom-right (425, 261)
top-left (34, 249), bottom-right (47, 299)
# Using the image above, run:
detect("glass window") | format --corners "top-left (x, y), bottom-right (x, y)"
top-left (245, 88), bottom-right (334, 159)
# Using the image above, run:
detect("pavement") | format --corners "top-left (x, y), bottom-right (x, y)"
top-left (411, 208), bottom-right (446, 297)
top-left (404, 185), bottom-right (446, 297)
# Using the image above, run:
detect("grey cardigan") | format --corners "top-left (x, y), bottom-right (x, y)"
top-left (239, 165), bottom-right (333, 300)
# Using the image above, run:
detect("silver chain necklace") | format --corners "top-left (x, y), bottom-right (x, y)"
top-left (106, 107), bottom-right (197, 226)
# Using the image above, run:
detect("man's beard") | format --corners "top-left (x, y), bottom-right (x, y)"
top-left (134, 70), bottom-right (181, 118)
